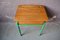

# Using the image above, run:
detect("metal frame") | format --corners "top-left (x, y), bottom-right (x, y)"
top-left (17, 22), bottom-right (22, 36)
top-left (16, 21), bottom-right (46, 36)
top-left (40, 21), bottom-right (46, 35)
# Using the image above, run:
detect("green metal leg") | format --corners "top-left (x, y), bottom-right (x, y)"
top-left (40, 21), bottom-right (46, 35)
top-left (17, 22), bottom-right (22, 36)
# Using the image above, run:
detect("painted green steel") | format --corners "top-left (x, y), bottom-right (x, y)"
top-left (40, 22), bottom-right (46, 34)
top-left (17, 22), bottom-right (22, 36)
top-left (16, 21), bottom-right (46, 36)
top-left (16, 22), bottom-right (41, 26)
top-left (19, 24), bottom-right (42, 26)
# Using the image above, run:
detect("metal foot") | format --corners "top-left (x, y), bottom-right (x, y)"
top-left (17, 22), bottom-right (22, 36)
top-left (39, 21), bottom-right (46, 36)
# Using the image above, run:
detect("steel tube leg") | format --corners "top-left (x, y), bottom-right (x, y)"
top-left (40, 21), bottom-right (46, 35)
top-left (17, 22), bottom-right (22, 36)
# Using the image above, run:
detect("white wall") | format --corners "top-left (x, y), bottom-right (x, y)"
top-left (0, 0), bottom-right (60, 18)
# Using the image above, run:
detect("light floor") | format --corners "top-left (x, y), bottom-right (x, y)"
top-left (0, 20), bottom-right (60, 40)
